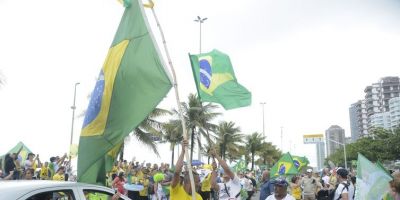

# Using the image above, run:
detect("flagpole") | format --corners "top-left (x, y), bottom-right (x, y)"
top-left (145, 1), bottom-right (196, 199)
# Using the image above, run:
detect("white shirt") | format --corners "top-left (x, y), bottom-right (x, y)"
top-left (239, 177), bottom-right (253, 191)
top-left (218, 176), bottom-right (242, 200)
top-left (333, 181), bottom-right (349, 200)
top-left (265, 194), bottom-right (296, 200)
top-left (322, 175), bottom-right (330, 186)
top-left (24, 160), bottom-right (33, 170)
top-left (348, 182), bottom-right (355, 200)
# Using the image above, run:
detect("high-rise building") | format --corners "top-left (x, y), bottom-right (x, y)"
top-left (316, 142), bottom-right (325, 170)
top-left (389, 97), bottom-right (400, 129)
top-left (349, 100), bottom-right (368, 141)
top-left (325, 125), bottom-right (345, 156)
top-left (370, 112), bottom-right (391, 129)
top-left (351, 76), bottom-right (400, 137)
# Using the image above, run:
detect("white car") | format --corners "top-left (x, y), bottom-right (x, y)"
top-left (0, 180), bottom-right (132, 200)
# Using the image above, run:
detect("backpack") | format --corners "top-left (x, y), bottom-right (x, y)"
top-left (328, 182), bottom-right (349, 200)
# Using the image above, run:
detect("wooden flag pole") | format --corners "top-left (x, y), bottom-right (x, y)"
top-left (144, 1), bottom-right (196, 199)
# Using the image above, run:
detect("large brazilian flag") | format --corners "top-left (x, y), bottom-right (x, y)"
top-left (270, 152), bottom-right (299, 178)
top-left (189, 49), bottom-right (251, 110)
top-left (77, 0), bottom-right (172, 185)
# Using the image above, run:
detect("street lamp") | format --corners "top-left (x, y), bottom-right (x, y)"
top-left (327, 138), bottom-right (347, 169)
top-left (194, 16), bottom-right (207, 54)
top-left (260, 102), bottom-right (266, 139)
top-left (69, 82), bottom-right (80, 168)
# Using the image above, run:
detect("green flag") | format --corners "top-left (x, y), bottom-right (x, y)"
top-left (292, 155), bottom-right (309, 171)
top-left (355, 153), bottom-right (392, 200)
top-left (189, 49), bottom-right (251, 110)
top-left (233, 159), bottom-right (247, 172)
top-left (270, 152), bottom-right (299, 177)
top-left (77, 0), bottom-right (172, 185)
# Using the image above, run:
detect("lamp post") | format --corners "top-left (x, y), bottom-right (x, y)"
top-left (69, 82), bottom-right (79, 169)
top-left (194, 16), bottom-right (207, 54)
top-left (327, 138), bottom-right (347, 169)
top-left (194, 16), bottom-right (207, 162)
top-left (260, 102), bottom-right (266, 140)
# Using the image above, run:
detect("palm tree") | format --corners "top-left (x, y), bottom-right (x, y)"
top-left (256, 142), bottom-right (282, 168)
top-left (176, 93), bottom-right (220, 162)
top-left (120, 108), bottom-right (171, 160)
top-left (161, 120), bottom-right (183, 167)
top-left (245, 132), bottom-right (265, 170)
top-left (215, 121), bottom-right (243, 160)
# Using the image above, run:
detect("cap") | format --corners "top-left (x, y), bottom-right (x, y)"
top-left (306, 168), bottom-right (313, 173)
top-left (336, 168), bottom-right (348, 178)
top-left (274, 178), bottom-right (289, 187)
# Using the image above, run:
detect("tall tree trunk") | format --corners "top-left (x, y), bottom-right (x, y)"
top-left (171, 144), bottom-right (175, 167)
top-left (251, 152), bottom-right (255, 171)
top-left (190, 127), bottom-right (195, 162)
top-left (208, 156), bottom-right (210, 164)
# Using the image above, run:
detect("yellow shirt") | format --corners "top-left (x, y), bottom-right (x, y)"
top-left (170, 183), bottom-right (203, 200)
top-left (139, 179), bottom-right (150, 196)
top-left (53, 173), bottom-right (65, 181)
top-left (201, 174), bottom-right (211, 192)
top-left (40, 166), bottom-right (49, 179)
top-left (291, 185), bottom-right (302, 199)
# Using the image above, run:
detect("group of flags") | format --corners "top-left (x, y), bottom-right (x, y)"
top-left (77, 0), bottom-right (251, 184)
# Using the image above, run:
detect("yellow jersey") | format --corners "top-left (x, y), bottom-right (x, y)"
top-left (53, 173), bottom-right (65, 181)
top-left (201, 174), bottom-right (211, 192)
top-left (170, 183), bottom-right (203, 200)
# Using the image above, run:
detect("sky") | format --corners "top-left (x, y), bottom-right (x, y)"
top-left (1, 0), bottom-right (400, 168)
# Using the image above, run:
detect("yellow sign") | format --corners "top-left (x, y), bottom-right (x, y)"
top-left (303, 134), bottom-right (323, 138)
top-left (303, 134), bottom-right (324, 144)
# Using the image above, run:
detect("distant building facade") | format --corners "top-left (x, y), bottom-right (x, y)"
top-left (316, 142), bottom-right (325, 170)
top-left (349, 100), bottom-right (368, 142)
top-left (350, 76), bottom-right (400, 138)
top-left (325, 125), bottom-right (345, 156)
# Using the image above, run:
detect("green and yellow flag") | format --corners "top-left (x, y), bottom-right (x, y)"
top-left (189, 49), bottom-right (251, 110)
top-left (292, 155), bottom-right (309, 171)
top-left (77, 0), bottom-right (172, 185)
top-left (270, 152), bottom-right (299, 177)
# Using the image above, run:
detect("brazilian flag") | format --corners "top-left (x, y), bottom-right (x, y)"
top-left (270, 152), bottom-right (299, 177)
top-left (77, 0), bottom-right (172, 185)
top-left (189, 49), bottom-right (251, 110)
top-left (292, 155), bottom-right (309, 171)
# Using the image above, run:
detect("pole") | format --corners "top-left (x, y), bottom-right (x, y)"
top-left (194, 16), bottom-right (207, 54)
top-left (343, 142), bottom-right (347, 169)
top-left (149, 3), bottom-right (196, 199)
top-left (260, 102), bottom-right (266, 140)
top-left (280, 126), bottom-right (283, 151)
top-left (194, 16), bottom-right (207, 161)
top-left (69, 82), bottom-right (79, 173)
top-left (327, 138), bottom-right (347, 169)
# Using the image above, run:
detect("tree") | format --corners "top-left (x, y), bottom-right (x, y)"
top-left (245, 132), bottom-right (265, 170)
top-left (326, 127), bottom-right (400, 166)
top-left (121, 108), bottom-right (171, 160)
top-left (215, 121), bottom-right (243, 160)
top-left (256, 142), bottom-right (282, 168)
top-left (161, 120), bottom-right (183, 167)
top-left (176, 93), bottom-right (220, 162)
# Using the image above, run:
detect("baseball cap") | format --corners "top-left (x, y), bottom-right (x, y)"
top-left (336, 168), bottom-right (348, 178)
top-left (274, 178), bottom-right (288, 187)
top-left (306, 168), bottom-right (313, 173)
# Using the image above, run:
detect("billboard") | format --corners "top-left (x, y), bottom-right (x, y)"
top-left (303, 134), bottom-right (324, 144)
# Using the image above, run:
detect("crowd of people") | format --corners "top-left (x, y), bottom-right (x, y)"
top-left (0, 146), bottom-right (69, 181)
top-left (1, 142), bottom-right (400, 200)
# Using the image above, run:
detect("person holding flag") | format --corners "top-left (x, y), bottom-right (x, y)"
top-left (210, 149), bottom-right (242, 200)
top-left (170, 140), bottom-right (203, 200)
